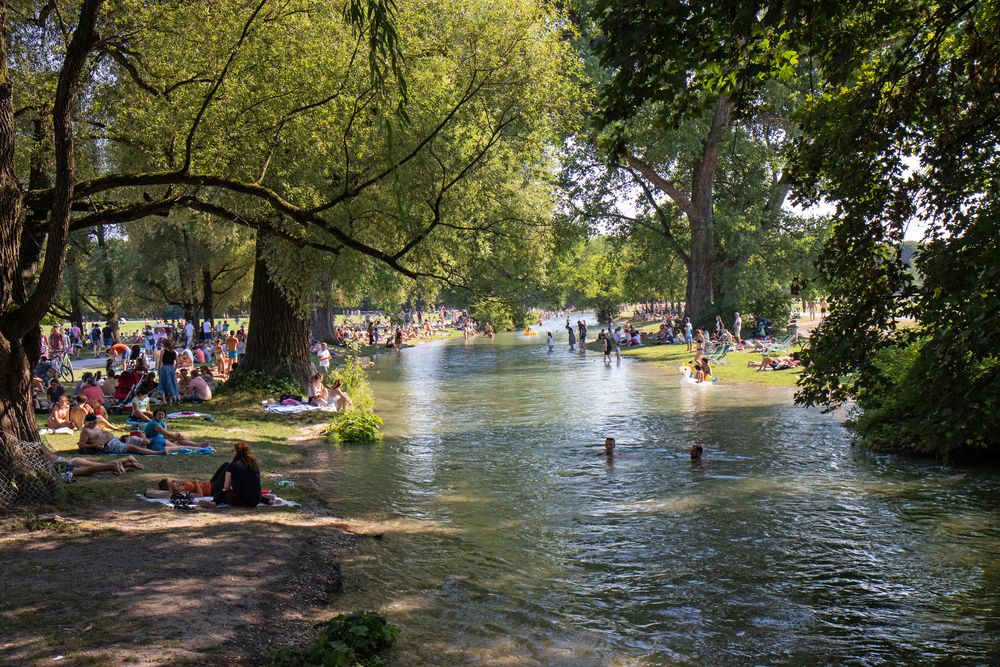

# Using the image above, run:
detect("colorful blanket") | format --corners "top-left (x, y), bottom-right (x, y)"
top-left (136, 493), bottom-right (299, 508)
top-left (265, 403), bottom-right (339, 415)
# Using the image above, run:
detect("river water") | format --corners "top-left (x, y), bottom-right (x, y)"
top-left (321, 316), bottom-right (1000, 665)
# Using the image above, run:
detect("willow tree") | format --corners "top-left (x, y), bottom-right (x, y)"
top-left (0, 0), bottom-right (579, 440)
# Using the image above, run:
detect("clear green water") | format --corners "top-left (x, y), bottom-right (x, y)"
top-left (320, 317), bottom-right (1000, 665)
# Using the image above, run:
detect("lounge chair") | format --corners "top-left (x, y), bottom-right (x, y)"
top-left (709, 343), bottom-right (732, 365)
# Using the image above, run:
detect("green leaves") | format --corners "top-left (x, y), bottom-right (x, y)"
top-left (270, 610), bottom-right (399, 666)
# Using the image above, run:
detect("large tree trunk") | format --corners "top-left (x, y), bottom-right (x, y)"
top-left (94, 225), bottom-right (120, 341)
top-left (201, 265), bottom-right (214, 325)
top-left (0, 0), bottom-right (102, 442)
top-left (685, 214), bottom-right (713, 324)
top-left (238, 233), bottom-right (314, 386)
top-left (310, 303), bottom-right (335, 343)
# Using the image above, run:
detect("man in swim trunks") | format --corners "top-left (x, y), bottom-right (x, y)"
top-left (78, 414), bottom-right (163, 455)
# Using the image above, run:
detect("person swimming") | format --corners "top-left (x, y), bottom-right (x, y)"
top-left (690, 444), bottom-right (703, 460)
top-left (602, 437), bottom-right (616, 457)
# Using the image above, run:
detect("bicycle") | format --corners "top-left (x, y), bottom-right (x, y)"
top-left (50, 351), bottom-right (74, 383)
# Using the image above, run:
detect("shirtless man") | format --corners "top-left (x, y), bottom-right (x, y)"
top-left (78, 414), bottom-right (164, 455)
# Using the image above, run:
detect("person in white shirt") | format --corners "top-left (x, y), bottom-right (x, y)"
top-left (184, 321), bottom-right (194, 347)
top-left (316, 342), bottom-right (331, 371)
top-left (733, 312), bottom-right (742, 342)
top-left (201, 319), bottom-right (212, 341)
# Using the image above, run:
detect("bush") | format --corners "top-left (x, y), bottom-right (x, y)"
top-left (471, 298), bottom-right (515, 331)
top-left (325, 409), bottom-right (383, 445)
top-left (328, 355), bottom-right (374, 411)
top-left (270, 611), bottom-right (399, 666)
top-left (220, 369), bottom-right (301, 398)
top-left (851, 337), bottom-right (1000, 461)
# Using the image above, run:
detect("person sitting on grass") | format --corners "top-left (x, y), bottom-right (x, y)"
top-left (78, 374), bottom-right (106, 407)
top-left (329, 379), bottom-right (353, 412)
top-left (198, 442), bottom-right (263, 508)
top-left (37, 444), bottom-right (145, 477)
top-left (70, 397), bottom-right (123, 431)
top-left (130, 388), bottom-right (154, 422)
top-left (181, 369), bottom-right (212, 403)
top-left (47, 395), bottom-right (75, 430)
top-left (308, 373), bottom-right (330, 406)
top-left (144, 408), bottom-right (212, 452)
top-left (78, 413), bottom-right (163, 455)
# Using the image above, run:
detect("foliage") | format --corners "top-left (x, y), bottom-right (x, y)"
top-left (325, 410), bottom-right (383, 445)
top-left (471, 298), bottom-right (516, 331)
top-left (329, 355), bottom-right (375, 412)
top-left (221, 370), bottom-right (302, 400)
top-left (791, 0), bottom-right (1000, 459)
top-left (849, 340), bottom-right (1000, 461)
top-left (270, 611), bottom-right (399, 666)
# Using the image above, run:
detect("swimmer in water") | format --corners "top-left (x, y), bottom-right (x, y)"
top-left (602, 437), bottom-right (616, 457)
top-left (690, 444), bottom-right (703, 460)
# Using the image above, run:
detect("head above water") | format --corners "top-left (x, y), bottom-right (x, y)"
top-left (604, 437), bottom-right (615, 454)
top-left (690, 445), bottom-right (703, 460)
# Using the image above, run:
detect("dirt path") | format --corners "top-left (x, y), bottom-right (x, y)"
top-left (0, 434), bottom-right (367, 666)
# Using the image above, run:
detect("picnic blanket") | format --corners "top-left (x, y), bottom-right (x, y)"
top-left (166, 411), bottom-right (215, 421)
top-left (136, 493), bottom-right (299, 508)
top-left (265, 403), bottom-right (339, 415)
top-left (39, 427), bottom-right (75, 435)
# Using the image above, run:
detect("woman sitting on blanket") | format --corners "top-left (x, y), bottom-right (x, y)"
top-left (144, 408), bottom-right (212, 452)
top-left (198, 442), bottom-right (264, 508)
top-left (308, 373), bottom-right (330, 406)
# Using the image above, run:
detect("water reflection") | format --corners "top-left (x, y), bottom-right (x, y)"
top-left (323, 316), bottom-right (1000, 665)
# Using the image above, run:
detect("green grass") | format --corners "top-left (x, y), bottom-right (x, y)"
top-left (621, 345), bottom-right (802, 387)
top-left (36, 390), bottom-right (317, 506)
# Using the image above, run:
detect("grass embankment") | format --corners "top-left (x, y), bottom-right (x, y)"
top-left (35, 389), bottom-right (313, 506)
top-left (594, 318), bottom-right (803, 388)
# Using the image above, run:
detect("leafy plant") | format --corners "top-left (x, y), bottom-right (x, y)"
top-left (270, 610), bottom-right (399, 666)
top-left (329, 355), bottom-right (374, 411)
top-left (325, 409), bottom-right (383, 445)
top-left (221, 370), bottom-right (302, 399)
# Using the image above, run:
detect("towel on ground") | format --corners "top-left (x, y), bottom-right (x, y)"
top-left (166, 411), bottom-right (214, 421)
top-left (136, 493), bottom-right (299, 508)
top-left (265, 403), bottom-right (339, 415)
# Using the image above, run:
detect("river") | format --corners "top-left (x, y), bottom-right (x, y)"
top-left (320, 316), bottom-right (1000, 665)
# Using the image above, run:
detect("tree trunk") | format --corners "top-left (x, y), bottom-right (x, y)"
top-left (238, 233), bottom-right (314, 386)
top-left (310, 303), bottom-right (335, 343)
top-left (201, 265), bottom-right (214, 325)
top-left (94, 225), bottom-right (120, 341)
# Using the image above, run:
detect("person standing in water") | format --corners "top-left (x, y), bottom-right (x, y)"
top-left (578, 320), bottom-right (588, 347)
top-left (484, 322), bottom-right (494, 340)
top-left (601, 331), bottom-right (613, 364)
top-left (566, 322), bottom-right (576, 350)
top-left (546, 332), bottom-right (554, 352)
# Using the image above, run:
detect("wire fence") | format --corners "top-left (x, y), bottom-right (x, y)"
top-left (0, 431), bottom-right (61, 510)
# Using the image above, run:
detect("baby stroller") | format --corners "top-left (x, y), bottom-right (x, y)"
top-left (110, 369), bottom-right (141, 413)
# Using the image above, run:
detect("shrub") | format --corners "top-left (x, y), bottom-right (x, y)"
top-left (471, 298), bottom-right (515, 331)
top-left (270, 611), bottom-right (399, 666)
top-left (851, 337), bottom-right (1000, 461)
top-left (221, 369), bottom-right (301, 398)
top-left (325, 409), bottom-right (383, 445)
top-left (329, 355), bottom-right (374, 411)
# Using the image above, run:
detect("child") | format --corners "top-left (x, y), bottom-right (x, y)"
top-left (177, 367), bottom-right (191, 395)
top-left (317, 342), bottom-right (331, 371)
top-left (130, 388), bottom-right (154, 422)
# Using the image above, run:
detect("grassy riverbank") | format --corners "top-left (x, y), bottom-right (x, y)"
top-left (621, 344), bottom-right (803, 388)
top-left (0, 334), bottom-right (461, 665)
